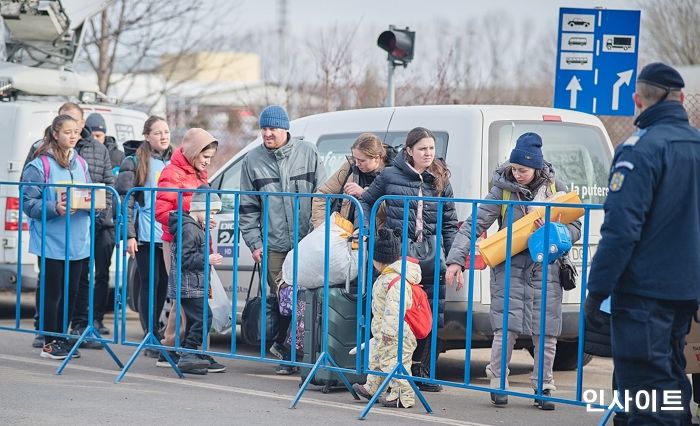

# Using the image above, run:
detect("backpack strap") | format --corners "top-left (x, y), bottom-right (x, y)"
top-left (387, 275), bottom-right (417, 290)
top-left (40, 155), bottom-right (50, 184)
top-left (499, 182), bottom-right (558, 221)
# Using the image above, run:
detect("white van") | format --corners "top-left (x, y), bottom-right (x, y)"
top-left (205, 105), bottom-right (613, 369)
top-left (0, 99), bottom-right (148, 300)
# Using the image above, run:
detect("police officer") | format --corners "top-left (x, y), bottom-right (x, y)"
top-left (585, 62), bottom-right (700, 425)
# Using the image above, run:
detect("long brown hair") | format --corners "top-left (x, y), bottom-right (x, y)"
top-left (404, 127), bottom-right (451, 194)
top-left (33, 115), bottom-right (79, 169)
top-left (135, 116), bottom-right (167, 186)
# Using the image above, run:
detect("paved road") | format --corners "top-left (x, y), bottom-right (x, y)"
top-left (0, 308), bottom-right (615, 425)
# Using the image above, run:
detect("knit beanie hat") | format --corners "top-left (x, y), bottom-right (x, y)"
top-left (85, 113), bottom-right (107, 133)
top-left (373, 228), bottom-right (403, 264)
top-left (189, 184), bottom-right (222, 212)
top-left (181, 128), bottom-right (218, 164)
top-left (509, 132), bottom-right (544, 170)
top-left (259, 105), bottom-right (290, 130)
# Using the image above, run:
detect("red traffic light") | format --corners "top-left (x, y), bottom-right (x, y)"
top-left (377, 27), bottom-right (415, 64)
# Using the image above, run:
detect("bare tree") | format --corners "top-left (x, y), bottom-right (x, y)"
top-left (639, 0), bottom-right (700, 65)
top-left (81, 0), bottom-right (237, 110)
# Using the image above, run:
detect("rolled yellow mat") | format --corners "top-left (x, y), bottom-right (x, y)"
top-left (477, 191), bottom-right (584, 268)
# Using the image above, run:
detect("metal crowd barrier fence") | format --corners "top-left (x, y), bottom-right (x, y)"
top-left (0, 180), bottom-right (616, 423)
top-left (115, 186), bottom-right (368, 402)
top-left (360, 194), bottom-right (607, 421)
top-left (0, 180), bottom-right (124, 374)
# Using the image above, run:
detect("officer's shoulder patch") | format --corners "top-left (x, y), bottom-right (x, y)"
top-left (609, 171), bottom-right (625, 192)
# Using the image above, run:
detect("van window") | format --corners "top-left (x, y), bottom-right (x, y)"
top-left (211, 157), bottom-right (243, 210)
top-left (488, 121), bottom-right (612, 204)
top-left (316, 131), bottom-right (449, 177)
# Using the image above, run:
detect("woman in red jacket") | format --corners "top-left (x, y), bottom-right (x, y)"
top-left (155, 128), bottom-right (218, 356)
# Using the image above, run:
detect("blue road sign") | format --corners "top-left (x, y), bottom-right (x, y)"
top-left (553, 8), bottom-right (640, 116)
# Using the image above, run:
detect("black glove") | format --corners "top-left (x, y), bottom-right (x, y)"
top-left (584, 291), bottom-right (607, 331)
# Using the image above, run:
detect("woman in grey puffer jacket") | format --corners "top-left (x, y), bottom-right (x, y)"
top-left (446, 132), bottom-right (581, 410)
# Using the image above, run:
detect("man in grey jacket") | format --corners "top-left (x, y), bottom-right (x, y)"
top-left (239, 105), bottom-right (325, 374)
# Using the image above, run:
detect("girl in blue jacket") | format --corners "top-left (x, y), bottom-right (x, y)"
top-left (22, 114), bottom-right (91, 360)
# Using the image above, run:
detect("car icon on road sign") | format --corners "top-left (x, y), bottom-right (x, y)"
top-left (568, 17), bottom-right (590, 27)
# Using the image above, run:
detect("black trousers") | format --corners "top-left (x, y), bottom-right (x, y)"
top-left (136, 242), bottom-right (169, 338)
top-left (71, 227), bottom-right (115, 329)
top-left (35, 257), bottom-right (84, 344)
top-left (612, 292), bottom-right (696, 425)
top-left (181, 297), bottom-right (212, 349)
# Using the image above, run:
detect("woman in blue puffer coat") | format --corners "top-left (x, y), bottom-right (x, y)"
top-left (360, 126), bottom-right (458, 392)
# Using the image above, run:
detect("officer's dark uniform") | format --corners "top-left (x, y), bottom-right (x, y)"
top-left (586, 63), bottom-right (700, 425)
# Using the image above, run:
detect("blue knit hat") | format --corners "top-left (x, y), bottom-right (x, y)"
top-left (638, 62), bottom-right (684, 90)
top-left (509, 132), bottom-right (544, 170)
top-left (259, 105), bottom-right (290, 130)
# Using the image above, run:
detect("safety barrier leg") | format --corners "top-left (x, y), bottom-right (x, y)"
top-left (598, 407), bottom-right (617, 425)
top-left (114, 332), bottom-right (183, 383)
top-left (358, 363), bottom-right (431, 419)
top-left (56, 325), bottom-right (124, 375)
top-left (289, 351), bottom-right (359, 408)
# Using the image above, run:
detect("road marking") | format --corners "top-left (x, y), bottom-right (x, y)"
top-left (0, 354), bottom-right (492, 426)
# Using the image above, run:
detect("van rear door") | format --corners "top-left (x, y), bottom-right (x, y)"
top-left (484, 115), bottom-right (613, 304)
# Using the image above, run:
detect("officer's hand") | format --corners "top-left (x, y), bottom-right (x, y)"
top-left (252, 248), bottom-right (263, 263)
top-left (584, 292), bottom-right (606, 330)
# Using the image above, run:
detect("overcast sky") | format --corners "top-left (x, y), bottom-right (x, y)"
top-left (231, 0), bottom-right (637, 35)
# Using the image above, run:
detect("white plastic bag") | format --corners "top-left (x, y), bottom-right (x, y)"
top-left (208, 267), bottom-right (232, 334)
top-left (282, 212), bottom-right (358, 289)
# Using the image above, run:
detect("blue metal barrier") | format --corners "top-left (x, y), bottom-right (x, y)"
top-left (0, 180), bottom-right (124, 374)
top-left (357, 194), bottom-right (607, 420)
top-left (114, 187), bottom-right (368, 394)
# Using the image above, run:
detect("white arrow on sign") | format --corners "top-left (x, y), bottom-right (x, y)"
top-left (612, 69), bottom-right (634, 110)
top-left (566, 76), bottom-right (582, 109)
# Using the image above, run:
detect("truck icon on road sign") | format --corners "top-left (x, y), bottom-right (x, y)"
top-left (606, 36), bottom-right (632, 51)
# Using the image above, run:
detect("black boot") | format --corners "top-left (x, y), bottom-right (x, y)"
top-left (412, 362), bottom-right (443, 392)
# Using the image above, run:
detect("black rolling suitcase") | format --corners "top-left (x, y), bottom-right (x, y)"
top-left (300, 284), bottom-right (366, 393)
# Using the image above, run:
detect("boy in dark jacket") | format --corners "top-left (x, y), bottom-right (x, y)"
top-left (167, 184), bottom-right (224, 374)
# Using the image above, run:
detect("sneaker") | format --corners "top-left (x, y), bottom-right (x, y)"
top-left (379, 395), bottom-right (408, 408)
top-left (94, 320), bottom-right (110, 336)
top-left (269, 342), bottom-right (288, 360)
top-left (40, 340), bottom-right (69, 360)
top-left (490, 392), bottom-right (508, 406)
top-left (32, 334), bottom-right (44, 348)
top-left (534, 389), bottom-right (555, 411)
top-left (352, 383), bottom-right (375, 401)
top-left (275, 364), bottom-right (299, 375)
top-left (201, 355), bottom-right (226, 373)
top-left (156, 351), bottom-right (180, 367)
top-left (70, 328), bottom-right (102, 349)
top-left (177, 352), bottom-right (209, 372)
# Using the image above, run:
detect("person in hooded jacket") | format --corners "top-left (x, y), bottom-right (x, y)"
top-left (445, 132), bottom-right (581, 410)
top-left (115, 116), bottom-right (173, 348)
top-left (22, 114), bottom-right (91, 360)
top-left (311, 133), bottom-right (396, 228)
top-left (360, 126), bottom-right (458, 393)
top-left (155, 127), bottom-right (218, 365)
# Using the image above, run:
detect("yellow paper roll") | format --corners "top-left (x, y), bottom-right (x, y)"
top-left (477, 191), bottom-right (584, 268)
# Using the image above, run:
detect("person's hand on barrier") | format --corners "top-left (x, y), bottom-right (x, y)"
top-left (209, 253), bottom-right (223, 265)
top-left (343, 182), bottom-right (364, 198)
top-left (445, 263), bottom-right (464, 291)
top-left (252, 248), bottom-right (263, 263)
top-left (127, 238), bottom-right (138, 258)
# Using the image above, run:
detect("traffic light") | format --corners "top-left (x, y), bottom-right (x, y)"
top-left (377, 26), bottom-right (415, 66)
